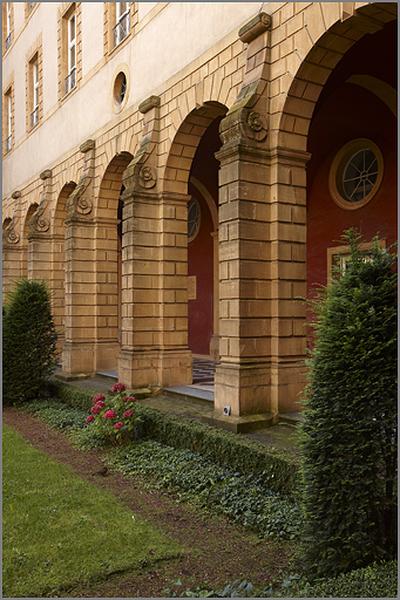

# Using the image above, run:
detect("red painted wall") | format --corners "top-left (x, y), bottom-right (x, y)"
top-left (187, 116), bottom-right (222, 356)
top-left (188, 189), bottom-right (214, 355)
top-left (307, 22), bottom-right (397, 297)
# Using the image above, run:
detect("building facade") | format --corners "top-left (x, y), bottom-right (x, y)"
top-left (2, 2), bottom-right (397, 423)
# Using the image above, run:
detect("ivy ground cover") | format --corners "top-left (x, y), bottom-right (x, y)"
top-left (3, 425), bottom-right (182, 598)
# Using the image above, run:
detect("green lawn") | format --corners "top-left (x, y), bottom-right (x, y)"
top-left (3, 425), bottom-right (182, 597)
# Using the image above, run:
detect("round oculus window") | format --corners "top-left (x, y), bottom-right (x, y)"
top-left (188, 197), bottom-right (201, 242)
top-left (329, 139), bottom-right (383, 210)
top-left (113, 71), bottom-right (127, 106)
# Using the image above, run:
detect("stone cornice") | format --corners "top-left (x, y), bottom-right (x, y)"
top-left (238, 12), bottom-right (271, 44)
top-left (139, 95), bottom-right (161, 114)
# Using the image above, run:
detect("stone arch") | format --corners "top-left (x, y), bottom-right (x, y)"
top-left (53, 181), bottom-right (76, 235)
top-left (96, 151), bottom-right (133, 218)
top-left (21, 202), bottom-right (39, 278)
top-left (162, 101), bottom-right (228, 195)
top-left (52, 181), bottom-right (77, 343)
top-left (276, 2), bottom-right (397, 152)
top-left (2, 217), bottom-right (15, 295)
top-left (23, 202), bottom-right (39, 238)
top-left (95, 151), bottom-right (133, 372)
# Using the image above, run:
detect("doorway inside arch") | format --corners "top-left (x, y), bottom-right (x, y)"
top-left (187, 115), bottom-right (223, 392)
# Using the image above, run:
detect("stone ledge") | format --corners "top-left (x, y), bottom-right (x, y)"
top-left (201, 411), bottom-right (276, 434)
top-left (54, 372), bottom-right (93, 382)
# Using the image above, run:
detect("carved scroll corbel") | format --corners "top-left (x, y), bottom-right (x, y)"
top-left (4, 191), bottom-right (22, 245)
top-left (29, 169), bottom-right (52, 235)
top-left (67, 139), bottom-right (95, 218)
top-left (219, 83), bottom-right (269, 148)
top-left (219, 12), bottom-right (271, 150)
top-left (4, 216), bottom-right (20, 245)
top-left (122, 96), bottom-right (160, 198)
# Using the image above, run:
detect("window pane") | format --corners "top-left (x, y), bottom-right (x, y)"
top-left (33, 61), bottom-right (39, 85)
top-left (69, 15), bottom-right (75, 41)
top-left (7, 95), bottom-right (12, 135)
top-left (69, 46), bottom-right (76, 69)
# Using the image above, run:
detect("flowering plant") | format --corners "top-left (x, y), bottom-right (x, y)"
top-left (84, 383), bottom-right (138, 444)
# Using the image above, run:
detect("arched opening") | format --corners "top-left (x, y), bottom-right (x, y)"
top-left (269, 2), bottom-right (397, 412)
top-left (2, 218), bottom-right (13, 295)
top-left (96, 152), bottom-right (133, 374)
top-left (187, 116), bottom-right (222, 358)
top-left (307, 18), bottom-right (397, 297)
top-left (52, 182), bottom-right (76, 347)
top-left (163, 102), bottom-right (227, 392)
top-left (22, 202), bottom-right (39, 277)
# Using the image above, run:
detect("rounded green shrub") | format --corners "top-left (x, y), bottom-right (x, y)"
top-left (300, 230), bottom-right (397, 578)
top-left (3, 279), bottom-right (57, 405)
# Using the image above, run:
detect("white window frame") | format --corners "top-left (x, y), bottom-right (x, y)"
top-left (66, 12), bottom-right (76, 93)
top-left (114, 2), bottom-right (130, 46)
top-left (327, 240), bottom-right (386, 283)
top-left (6, 91), bottom-right (12, 151)
top-left (31, 57), bottom-right (39, 127)
top-left (5, 3), bottom-right (12, 49)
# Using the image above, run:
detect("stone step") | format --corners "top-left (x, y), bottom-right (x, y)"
top-left (279, 411), bottom-right (304, 427)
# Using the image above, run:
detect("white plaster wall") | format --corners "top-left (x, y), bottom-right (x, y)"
top-left (3, 2), bottom-right (266, 196)
top-left (13, 3), bottom-right (25, 36)
top-left (81, 2), bottom-right (104, 77)
top-left (138, 2), bottom-right (159, 21)
top-left (132, 2), bottom-right (261, 101)
top-left (40, 3), bottom-right (59, 115)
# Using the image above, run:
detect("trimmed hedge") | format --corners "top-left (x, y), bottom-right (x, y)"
top-left (300, 232), bottom-right (397, 577)
top-left (48, 380), bottom-right (300, 496)
top-left (3, 279), bottom-right (57, 405)
top-left (107, 440), bottom-right (302, 539)
top-left (188, 560), bottom-right (398, 598)
top-left (280, 560), bottom-right (398, 598)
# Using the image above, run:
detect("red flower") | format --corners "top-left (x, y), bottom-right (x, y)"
top-left (111, 382), bottom-right (126, 393)
top-left (86, 415), bottom-right (94, 423)
top-left (123, 409), bottom-right (134, 418)
top-left (96, 400), bottom-right (106, 409)
top-left (104, 409), bottom-right (117, 419)
top-left (114, 421), bottom-right (124, 430)
top-left (124, 395), bottom-right (137, 403)
top-left (91, 404), bottom-right (101, 415)
top-left (92, 393), bottom-right (105, 405)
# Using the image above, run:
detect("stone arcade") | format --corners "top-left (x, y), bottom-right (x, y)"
top-left (3, 2), bottom-right (397, 425)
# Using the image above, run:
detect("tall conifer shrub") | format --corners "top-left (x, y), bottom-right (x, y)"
top-left (300, 230), bottom-right (397, 578)
top-left (3, 279), bottom-right (57, 405)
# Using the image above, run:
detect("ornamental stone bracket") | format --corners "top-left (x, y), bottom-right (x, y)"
top-left (4, 191), bottom-right (22, 246)
top-left (28, 169), bottom-right (53, 238)
top-left (4, 216), bottom-right (20, 246)
top-left (219, 12), bottom-right (271, 154)
top-left (66, 139), bottom-right (96, 220)
top-left (122, 95), bottom-right (160, 199)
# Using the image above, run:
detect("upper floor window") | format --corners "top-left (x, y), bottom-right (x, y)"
top-left (30, 54), bottom-right (39, 128)
top-left (4, 3), bottom-right (13, 50)
top-left (114, 2), bottom-right (130, 46)
top-left (66, 12), bottom-right (76, 94)
top-left (26, 2), bottom-right (36, 18)
top-left (3, 86), bottom-right (13, 154)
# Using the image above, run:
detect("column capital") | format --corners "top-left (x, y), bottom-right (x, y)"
top-left (267, 146), bottom-right (312, 165)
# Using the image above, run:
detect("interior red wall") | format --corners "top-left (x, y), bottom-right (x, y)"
top-left (188, 190), bottom-right (214, 355)
top-left (187, 117), bottom-right (222, 356)
top-left (307, 22), bottom-right (397, 298)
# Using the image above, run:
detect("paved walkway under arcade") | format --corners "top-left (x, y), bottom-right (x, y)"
top-left (57, 362), bottom-right (300, 455)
